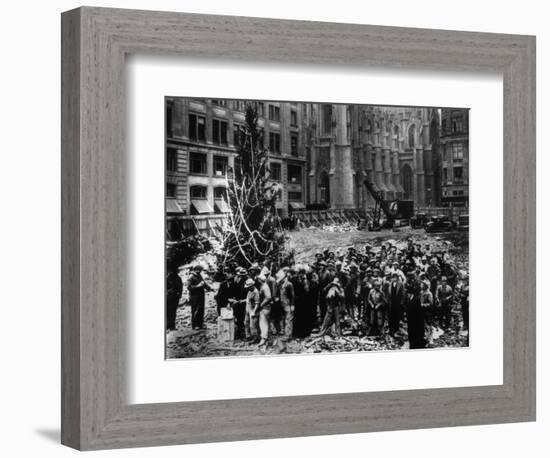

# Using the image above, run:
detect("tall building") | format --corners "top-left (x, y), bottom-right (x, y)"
top-left (165, 99), bottom-right (451, 233)
top-left (306, 104), bottom-right (442, 210)
top-left (165, 98), bottom-right (308, 220)
top-left (439, 108), bottom-right (469, 207)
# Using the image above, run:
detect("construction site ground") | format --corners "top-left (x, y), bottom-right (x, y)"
top-left (166, 226), bottom-right (469, 359)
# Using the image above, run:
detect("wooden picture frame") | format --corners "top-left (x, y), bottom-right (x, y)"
top-left (61, 6), bottom-right (536, 450)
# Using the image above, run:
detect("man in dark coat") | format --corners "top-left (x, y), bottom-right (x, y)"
top-left (387, 272), bottom-right (405, 336)
top-left (436, 276), bottom-right (454, 329)
top-left (232, 267), bottom-right (248, 339)
top-left (344, 263), bottom-right (361, 320)
top-left (318, 261), bottom-right (334, 324)
top-left (214, 270), bottom-right (236, 316)
top-left (319, 278), bottom-right (344, 337)
top-left (292, 270), bottom-right (309, 338)
top-left (187, 265), bottom-right (212, 330)
top-left (166, 263), bottom-right (183, 331)
top-left (405, 274), bottom-right (426, 349)
top-left (367, 279), bottom-right (387, 336)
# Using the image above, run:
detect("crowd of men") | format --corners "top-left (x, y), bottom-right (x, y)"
top-left (166, 239), bottom-right (469, 350)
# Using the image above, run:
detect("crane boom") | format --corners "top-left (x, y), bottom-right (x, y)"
top-left (363, 179), bottom-right (395, 220)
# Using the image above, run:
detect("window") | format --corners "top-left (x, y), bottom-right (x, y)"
top-left (233, 123), bottom-right (242, 148)
top-left (189, 152), bottom-right (207, 175)
top-left (211, 99), bottom-right (226, 107)
top-left (233, 156), bottom-right (242, 181)
top-left (290, 132), bottom-right (298, 156)
top-left (166, 148), bottom-right (178, 172)
top-left (287, 165), bottom-right (302, 184)
top-left (288, 191), bottom-right (302, 201)
top-left (452, 143), bottom-right (464, 160)
top-left (233, 100), bottom-right (246, 112)
top-left (322, 104), bottom-right (332, 134)
top-left (213, 155), bottom-right (228, 176)
top-left (214, 186), bottom-right (227, 199)
top-left (442, 119), bottom-right (447, 133)
top-left (256, 102), bottom-right (265, 117)
top-left (290, 109), bottom-right (298, 127)
top-left (452, 115), bottom-right (464, 133)
top-left (257, 127), bottom-right (265, 149)
top-left (166, 183), bottom-right (177, 198)
top-left (408, 124), bottom-right (415, 147)
top-left (394, 125), bottom-right (400, 148)
top-left (166, 101), bottom-right (173, 137)
top-left (190, 185), bottom-right (207, 199)
top-left (443, 168), bottom-right (448, 181)
top-left (188, 114), bottom-right (206, 142)
top-left (270, 163), bottom-right (282, 181)
top-left (268, 104), bottom-right (280, 121)
top-left (212, 119), bottom-right (228, 145)
top-left (269, 132), bottom-right (281, 153)
top-left (453, 166), bottom-right (464, 180)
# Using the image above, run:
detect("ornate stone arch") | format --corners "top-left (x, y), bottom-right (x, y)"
top-left (401, 163), bottom-right (413, 200)
top-left (408, 123), bottom-right (416, 148)
top-left (318, 169), bottom-right (330, 206)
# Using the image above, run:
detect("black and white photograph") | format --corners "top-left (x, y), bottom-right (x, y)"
top-left (165, 98), bottom-right (470, 359)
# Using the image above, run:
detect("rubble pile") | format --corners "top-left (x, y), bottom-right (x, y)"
top-left (167, 228), bottom-right (469, 359)
top-left (317, 222), bottom-right (357, 233)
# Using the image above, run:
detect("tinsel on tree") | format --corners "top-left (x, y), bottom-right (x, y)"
top-left (219, 103), bottom-right (285, 268)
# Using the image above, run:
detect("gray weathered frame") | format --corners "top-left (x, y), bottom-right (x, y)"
top-left (61, 6), bottom-right (536, 451)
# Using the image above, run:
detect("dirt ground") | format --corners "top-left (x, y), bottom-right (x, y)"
top-left (166, 227), bottom-right (469, 360)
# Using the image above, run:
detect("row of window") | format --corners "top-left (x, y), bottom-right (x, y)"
top-left (169, 149), bottom-right (303, 184)
top-left (442, 166), bottom-right (464, 182)
top-left (445, 142), bottom-right (465, 161)
top-left (442, 115), bottom-right (467, 134)
top-left (193, 100), bottom-right (298, 124)
top-left (167, 183), bottom-right (228, 199)
top-left (166, 149), bottom-right (231, 176)
top-left (443, 190), bottom-right (466, 197)
top-left (168, 183), bottom-right (303, 202)
top-left (185, 113), bottom-right (300, 154)
top-left (361, 118), bottom-right (416, 148)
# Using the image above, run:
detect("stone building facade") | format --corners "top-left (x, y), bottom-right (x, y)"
top-left (165, 98), bottom-right (456, 223)
top-left (440, 108), bottom-right (469, 207)
top-left (305, 104), bottom-right (442, 210)
top-left (165, 98), bottom-right (308, 218)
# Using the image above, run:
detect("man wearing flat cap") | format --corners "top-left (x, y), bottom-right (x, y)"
top-left (187, 264), bottom-right (212, 330)
top-left (319, 277), bottom-right (344, 336)
top-left (244, 277), bottom-right (260, 342)
top-left (232, 267), bottom-right (248, 339)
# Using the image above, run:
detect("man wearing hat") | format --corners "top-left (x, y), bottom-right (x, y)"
top-left (435, 276), bottom-right (454, 329)
top-left (314, 252), bottom-right (324, 270)
top-left (232, 267), bottom-right (248, 339)
top-left (214, 269), bottom-right (236, 317)
top-left (359, 269), bottom-right (373, 322)
top-left (387, 272), bottom-right (405, 336)
top-left (318, 261), bottom-right (334, 324)
top-left (344, 262), bottom-right (361, 319)
top-left (187, 265), bottom-right (212, 330)
top-left (279, 269), bottom-right (295, 339)
top-left (166, 261), bottom-right (183, 331)
top-left (244, 278), bottom-right (260, 342)
top-left (367, 279), bottom-right (387, 336)
top-left (256, 275), bottom-right (272, 346)
top-left (319, 277), bottom-right (344, 336)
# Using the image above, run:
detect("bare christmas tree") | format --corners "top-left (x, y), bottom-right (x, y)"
top-left (219, 104), bottom-right (286, 268)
